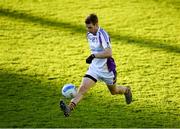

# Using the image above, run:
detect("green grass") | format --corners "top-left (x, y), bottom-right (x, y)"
top-left (0, 0), bottom-right (180, 128)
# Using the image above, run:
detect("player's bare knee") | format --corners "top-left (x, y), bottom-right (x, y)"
top-left (108, 87), bottom-right (117, 95)
top-left (110, 90), bottom-right (117, 95)
top-left (107, 85), bottom-right (117, 95)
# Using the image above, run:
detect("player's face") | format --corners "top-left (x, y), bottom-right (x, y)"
top-left (86, 23), bottom-right (98, 35)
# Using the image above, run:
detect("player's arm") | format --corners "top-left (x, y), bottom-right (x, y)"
top-left (95, 30), bottom-right (112, 58)
top-left (86, 48), bottom-right (112, 64)
top-left (94, 47), bottom-right (112, 58)
top-left (86, 30), bottom-right (112, 64)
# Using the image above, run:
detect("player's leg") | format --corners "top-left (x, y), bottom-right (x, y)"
top-left (102, 70), bottom-right (132, 104)
top-left (107, 84), bottom-right (127, 95)
top-left (107, 84), bottom-right (132, 104)
top-left (71, 75), bottom-right (96, 105)
top-left (60, 75), bottom-right (96, 117)
top-left (103, 70), bottom-right (127, 94)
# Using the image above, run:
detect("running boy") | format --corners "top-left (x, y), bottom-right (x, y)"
top-left (60, 14), bottom-right (132, 117)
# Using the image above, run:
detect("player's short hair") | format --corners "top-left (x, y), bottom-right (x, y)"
top-left (85, 14), bottom-right (98, 25)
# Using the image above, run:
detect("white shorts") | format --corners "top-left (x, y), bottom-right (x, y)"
top-left (84, 67), bottom-right (117, 85)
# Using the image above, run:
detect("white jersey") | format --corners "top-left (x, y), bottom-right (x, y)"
top-left (87, 27), bottom-right (111, 72)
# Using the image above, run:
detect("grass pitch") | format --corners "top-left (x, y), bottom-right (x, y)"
top-left (0, 0), bottom-right (180, 128)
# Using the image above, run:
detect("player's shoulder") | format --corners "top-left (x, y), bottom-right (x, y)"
top-left (98, 27), bottom-right (109, 36)
top-left (99, 27), bottom-right (105, 31)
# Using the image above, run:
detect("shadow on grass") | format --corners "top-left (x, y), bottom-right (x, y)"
top-left (0, 71), bottom-right (63, 127)
top-left (153, 0), bottom-right (180, 11)
top-left (0, 71), bottom-right (179, 128)
top-left (0, 8), bottom-right (85, 34)
top-left (0, 7), bottom-right (180, 54)
top-left (111, 34), bottom-right (180, 53)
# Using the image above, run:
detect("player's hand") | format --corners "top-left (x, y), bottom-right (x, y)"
top-left (86, 54), bottom-right (95, 64)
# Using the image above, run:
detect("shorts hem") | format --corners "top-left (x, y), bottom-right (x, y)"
top-left (84, 74), bottom-right (97, 83)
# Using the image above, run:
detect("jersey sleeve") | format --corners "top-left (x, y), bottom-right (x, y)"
top-left (99, 29), bottom-right (111, 49)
